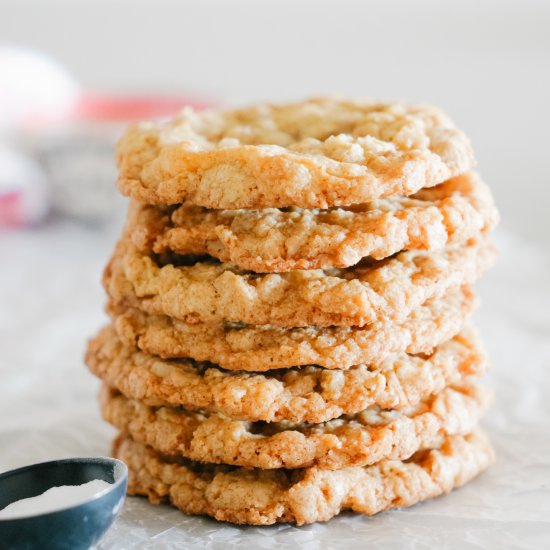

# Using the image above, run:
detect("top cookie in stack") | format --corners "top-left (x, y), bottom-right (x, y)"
top-left (116, 97), bottom-right (475, 210)
top-left (86, 97), bottom-right (499, 526)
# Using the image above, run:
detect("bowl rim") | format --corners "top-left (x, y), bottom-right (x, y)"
top-left (0, 456), bottom-right (128, 522)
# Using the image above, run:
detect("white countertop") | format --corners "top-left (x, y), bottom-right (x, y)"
top-left (1, 219), bottom-right (549, 549)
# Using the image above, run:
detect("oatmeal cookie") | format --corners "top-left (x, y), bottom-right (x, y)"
top-left (110, 285), bottom-right (475, 371)
top-left (113, 429), bottom-right (494, 525)
top-left (116, 97), bottom-right (475, 209)
top-left (86, 326), bottom-right (487, 423)
top-left (101, 384), bottom-right (489, 470)
top-left (128, 172), bottom-right (497, 272)
top-left (105, 236), bottom-right (493, 328)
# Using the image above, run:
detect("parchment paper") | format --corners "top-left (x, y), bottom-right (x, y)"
top-left (1, 222), bottom-right (548, 549)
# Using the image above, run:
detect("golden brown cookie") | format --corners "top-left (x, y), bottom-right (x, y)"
top-left (105, 236), bottom-right (493, 328)
top-left (116, 97), bottom-right (475, 209)
top-left (101, 384), bottom-right (489, 470)
top-left (127, 172), bottom-right (498, 272)
top-left (114, 429), bottom-right (494, 525)
top-left (86, 326), bottom-right (487, 423)
top-left (110, 285), bottom-right (475, 371)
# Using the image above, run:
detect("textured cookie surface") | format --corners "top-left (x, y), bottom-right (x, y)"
top-left (86, 326), bottom-right (487, 423)
top-left (110, 285), bottom-right (475, 371)
top-left (128, 172), bottom-right (498, 272)
top-left (116, 97), bottom-right (475, 209)
top-left (101, 384), bottom-right (489, 470)
top-left (105, 236), bottom-right (493, 328)
top-left (114, 430), bottom-right (494, 525)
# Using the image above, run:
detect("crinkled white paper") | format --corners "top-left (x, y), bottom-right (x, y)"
top-left (1, 222), bottom-right (549, 549)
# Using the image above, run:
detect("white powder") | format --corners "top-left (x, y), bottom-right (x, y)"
top-left (0, 479), bottom-right (112, 519)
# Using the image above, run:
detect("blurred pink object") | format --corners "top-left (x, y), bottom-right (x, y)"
top-left (73, 94), bottom-right (208, 121)
top-left (0, 46), bottom-right (73, 226)
top-left (0, 46), bottom-right (210, 225)
top-left (0, 45), bottom-right (207, 131)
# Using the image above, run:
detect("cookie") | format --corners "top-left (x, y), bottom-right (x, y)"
top-left (86, 325), bottom-right (487, 423)
top-left (110, 284), bottom-right (475, 371)
top-left (113, 429), bottom-right (494, 525)
top-left (101, 383), bottom-right (489, 470)
top-left (116, 97), bottom-right (475, 209)
top-left (105, 236), bottom-right (493, 328)
top-left (128, 172), bottom-right (498, 272)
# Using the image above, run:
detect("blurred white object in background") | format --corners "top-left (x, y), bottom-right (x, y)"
top-left (0, 46), bottom-right (76, 226)
top-left (0, 145), bottom-right (49, 227)
top-left (0, 46), bottom-right (78, 132)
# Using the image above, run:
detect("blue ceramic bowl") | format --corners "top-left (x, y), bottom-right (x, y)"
top-left (0, 457), bottom-right (128, 550)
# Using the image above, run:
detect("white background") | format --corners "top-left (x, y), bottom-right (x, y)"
top-left (0, 1), bottom-right (549, 549)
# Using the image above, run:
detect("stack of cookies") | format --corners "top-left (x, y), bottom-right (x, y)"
top-left (86, 97), bottom-right (499, 525)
